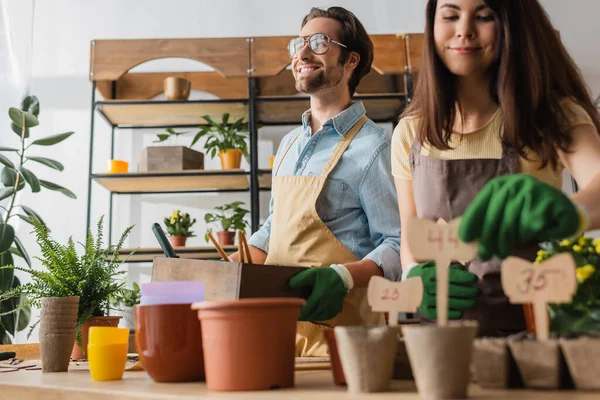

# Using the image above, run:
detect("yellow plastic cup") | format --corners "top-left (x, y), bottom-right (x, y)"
top-left (88, 327), bottom-right (129, 381)
top-left (107, 159), bottom-right (129, 174)
top-left (269, 155), bottom-right (276, 169)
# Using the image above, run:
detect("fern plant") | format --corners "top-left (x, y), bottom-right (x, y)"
top-left (0, 216), bottom-right (134, 345)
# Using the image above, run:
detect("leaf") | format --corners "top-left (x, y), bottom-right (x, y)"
top-left (8, 108), bottom-right (38, 128)
top-left (1, 168), bottom-right (16, 187)
top-left (16, 214), bottom-right (33, 225)
top-left (0, 147), bottom-right (18, 152)
top-left (0, 154), bottom-right (15, 169)
top-left (0, 276), bottom-right (31, 337)
top-left (0, 188), bottom-right (14, 201)
top-left (39, 180), bottom-right (76, 199)
top-left (0, 225), bottom-right (15, 254)
top-left (19, 168), bottom-right (40, 193)
top-left (11, 122), bottom-right (28, 139)
top-left (153, 134), bottom-right (169, 143)
top-left (30, 131), bottom-right (74, 146)
top-left (25, 156), bottom-right (64, 171)
top-left (20, 206), bottom-right (46, 228)
top-left (21, 95), bottom-right (40, 116)
top-left (12, 236), bottom-right (31, 268)
top-left (0, 252), bottom-right (14, 292)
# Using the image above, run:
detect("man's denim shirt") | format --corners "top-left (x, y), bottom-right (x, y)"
top-left (248, 101), bottom-right (402, 280)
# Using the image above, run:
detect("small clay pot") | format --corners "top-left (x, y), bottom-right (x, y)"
top-left (71, 315), bottom-right (122, 360)
top-left (219, 149), bottom-right (242, 170)
top-left (192, 298), bottom-right (304, 391)
top-left (323, 329), bottom-right (346, 386)
top-left (39, 296), bottom-right (79, 372)
top-left (170, 235), bottom-right (187, 247)
top-left (403, 321), bottom-right (478, 399)
top-left (163, 77), bottom-right (191, 101)
top-left (560, 337), bottom-right (600, 390)
top-left (507, 336), bottom-right (565, 389)
top-left (135, 303), bottom-right (204, 383)
top-left (334, 326), bottom-right (398, 393)
top-left (216, 231), bottom-right (235, 246)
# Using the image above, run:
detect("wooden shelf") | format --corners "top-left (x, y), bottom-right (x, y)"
top-left (93, 170), bottom-right (250, 194)
top-left (107, 245), bottom-right (237, 263)
top-left (97, 101), bottom-right (248, 128)
top-left (259, 170), bottom-right (272, 189)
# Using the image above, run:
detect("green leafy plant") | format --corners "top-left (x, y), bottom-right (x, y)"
top-left (153, 128), bottom-right (189, 145)
top-left (163, 209), bottom-right (196, 237)
top-left (536, 236), bottom-right (600, 336)
top-left (191, 113), bottom-right (250, 160)
top-left (0, 216), bottom-right (135, 346)
top-left (204, 201), bottom-right (249, 242)
top-left (0, 95), bottom-right (76, 343)
top-left (110, 282), bottom-right (141, 309)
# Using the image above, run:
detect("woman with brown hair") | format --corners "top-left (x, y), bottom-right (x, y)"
top-left (393, 0), bottom-right (600, 335)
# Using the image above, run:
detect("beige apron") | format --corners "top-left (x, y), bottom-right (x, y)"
top-left (266, 115), bottom-right (384, 357)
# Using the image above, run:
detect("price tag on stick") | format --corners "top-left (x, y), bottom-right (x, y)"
top-left (367, 276), bottom-right (423, 326)
top-left (406, 217), bottom-right (478, 327)
top-left (501, 253), bottom-right (577, 341)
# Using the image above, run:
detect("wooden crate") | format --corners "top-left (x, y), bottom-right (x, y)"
top-left (138, 146), bottom-right (204, 172)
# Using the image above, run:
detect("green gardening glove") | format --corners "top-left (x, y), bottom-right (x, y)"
top-left (407, 262), bottom-right (480, 320)
top-left (459, 174), bottom-right (582, 261)
top-left (289, 267), bottom-right (347, 322)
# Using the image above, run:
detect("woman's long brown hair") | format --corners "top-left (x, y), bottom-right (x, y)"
top-left (404, 0), bottom-right (600, 169)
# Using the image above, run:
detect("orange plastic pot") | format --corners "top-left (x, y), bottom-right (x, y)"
top-left (71, 316), bottom-right (122, 360)
top-left (192, 298), bottom-right (304, 391)
top-left (219, 149), bottom-right (242, 170)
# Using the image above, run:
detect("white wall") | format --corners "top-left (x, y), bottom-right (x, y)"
top-left (1, 0), bottom-right (599, 342)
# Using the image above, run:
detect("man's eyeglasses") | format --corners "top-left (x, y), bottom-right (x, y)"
top-left (287, 33), bottom-right (348, 59)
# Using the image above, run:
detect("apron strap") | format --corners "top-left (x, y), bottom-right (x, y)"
top-left (273, 131), bottom-right (302, 176)
top-left (320, 115), bottom-right (367, 178)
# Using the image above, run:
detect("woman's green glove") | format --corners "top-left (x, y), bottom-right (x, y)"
top-left (459, 174), bottom-right (583, 261)
top-left (289, 267), bottom-right (347, 322)
top-left (407, 262), bottom-right (480, 320)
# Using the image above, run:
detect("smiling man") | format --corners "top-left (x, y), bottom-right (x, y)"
top-left (229, 6), bottom-right (401, 356)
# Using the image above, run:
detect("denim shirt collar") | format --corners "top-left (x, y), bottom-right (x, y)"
top-left (301, 101), bottom-right (366, 136)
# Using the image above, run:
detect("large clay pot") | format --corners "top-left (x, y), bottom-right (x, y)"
top-left (170, 235), bottom-right (187, 247)
top-left (39, 296), bottom-right (79, 372)
top-left (403, 321), bottom-right (478, 399)
top-left (71, 315), bottom-right (122, 360)
top-left (323, 329), bottom-right (346, 386)
top-left (218, 149), bottom-right (242, 170)
top-left (135, 303), bottom-right (204, 382)
top-left (216, 230), bottom-right (235, 246)
top-left (192, 298), bottom-right (304, 391)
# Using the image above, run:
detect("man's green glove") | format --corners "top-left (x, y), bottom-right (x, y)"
top-left (459, 174), bottom-right (583, 261)
top-left (289, 267), bottom-right (348, 322)
top-left (407, 262), bottom-right (480, 320)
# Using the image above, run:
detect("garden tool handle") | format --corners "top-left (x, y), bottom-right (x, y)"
top-left (0, 352), bottom-right (16, 361)
top-left (152, 223), bottom-right (179, 258)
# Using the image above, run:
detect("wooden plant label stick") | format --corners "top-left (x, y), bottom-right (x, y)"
top-left (406, 217), bottom-right (477, 327)
top-left (237, 230), bottom-right (246, 263)
top-left (207, 231), bottom-right (230, 262)
top-left (501, 253), bottom-right (577, 341)
top-left (367, 276), bottom-right (423, 326)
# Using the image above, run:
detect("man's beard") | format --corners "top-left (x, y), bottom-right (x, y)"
top-left (295, 64), bottom-right (344, 94)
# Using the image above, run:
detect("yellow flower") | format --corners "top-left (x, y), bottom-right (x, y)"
top-left (596, 244), bottom-right (600, 254)
top-left (573, 245), bottom-right (582, 252)
top-left (537, 250), bottom-right (545, 257)
top-left (576, 264), bottom-right (596, 283)
top-left (170, 217), bottom-right (176, 225)
top-left (578, 236), bottom-right (589, 246)
top-left (171, 210), bottom-right (180, 219)
top-left (560, 239), bottom-right (572, 247)
top-left (593, 238), bottom-right (600, 247)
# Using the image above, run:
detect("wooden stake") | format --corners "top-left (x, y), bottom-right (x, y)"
top-left (237, 230), bottom-right (246, 263)
top-left (207, 231), bottom-right (230, 262)
top-left (239, 231), bottom-right (253, 264)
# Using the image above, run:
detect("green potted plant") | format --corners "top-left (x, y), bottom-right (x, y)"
top-left (163, 209), bottom-right (196, 247)
top-left (204, 201), bottom-right (250, 246)
top-left (0, 95), bottom-right (76, 344)
top-left (191, 113), bottom-right (249, 170)
top-left (0, 216), bottom-right (134, 363)
top-left (138, 127), bottom-right (204, 172)
top-left (110, 281), bottom-right (141, 330)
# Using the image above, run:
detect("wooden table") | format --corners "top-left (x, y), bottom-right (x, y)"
top-left (0, 369), bottom-right (598, 399)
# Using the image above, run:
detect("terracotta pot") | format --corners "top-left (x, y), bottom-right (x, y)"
top-left (507, 337), bottom-right (565, 389)
top-left (323, 329), bottom-right (346, 386)
top-left (403, 321), bottom-right (478, 399)
top-left (216, 230), bottom-right (235, 246)
top-left (163, 77), bottom-right (191, 101)
top-left (560, 337), bottom-right (600, 390)
top-left (135, 303), bottom-right (204, 383)
top-left (218, 149), bottom-right (242, 170)
top-left (170, 235), bottom-right (187, 247)
top-left (71, 315), bottom-right (122, 360)
top-left (334, 326), bottom-right (398, 393)
top-left (192, 298), bottom-right (304, 391)
top-left (39, 296), bottom-right (79, 372)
